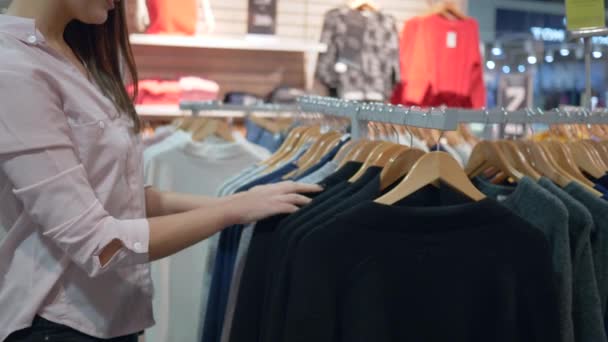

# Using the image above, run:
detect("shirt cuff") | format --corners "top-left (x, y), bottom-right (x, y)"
top-left (119, 217), bottom-right (150, 257)
top-left (95, 217), bottom-right (150, 271)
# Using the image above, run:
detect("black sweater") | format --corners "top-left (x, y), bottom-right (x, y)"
top-left (228, 162), bottom-right (362, 342)
top-left (282, 185), bottom-right (561, 342)
top-left (261, 168), bottom-right (384, 342)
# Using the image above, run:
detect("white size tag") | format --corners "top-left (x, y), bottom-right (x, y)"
top-left (447, 31), bottom-right (457, 48)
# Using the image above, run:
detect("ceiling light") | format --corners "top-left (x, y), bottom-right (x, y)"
top-left (492, 43), bottom-right (503, 56)
top-left (593, 45), bottom-right (603, 59)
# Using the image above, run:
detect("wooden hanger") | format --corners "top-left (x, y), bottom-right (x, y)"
top-left (585, 140), bottom-right (608, 168)
top-left (300, 132), bottom-right (342, 165)
top-left (349, 142), bottom-right (401, 182)
top-left (567, 141), bottom-right (606, 179)
top-left (265, 126), bottom-right (321, 170)
top-left (333, 140), bottom-right (358, 164)
top-left (285, 132), bottom-right (343, 179)
top-left (535, 142), bottom-right (602, 196)
top-left (579, 140), bottom-right (608, 172)
top-left (541, 141), bottom-right (594, 186)
top-left (589, 125), bottom-right (608, 140)
top-left (516, 141), bottom-right (602, 196)
top-left (379, 148), bottom-right (426, 191)
top-left (249, 116), bottom-right (286, 135)
top-left (496, 140), bottom-right (541, 181)
top-left (185, 117), bottom-right (209, 133)
top-left (192, 119), bottom-right (235, 142)
top-left (177, 116), bottom-right (199, 131)
top-left (376, 151), bottom-right (486, 205)
top-left (339, 140), bottom-right (384, 167)
top-left (348, 0), bottom-right (379, 11)
top-left (420, 128), bottom-right (438, 149)
top-left (426, 0), bottom-right (467, 20)
top-left (315, 134), bottom-right (345, 162)
top-left (465, 141), bottom-right (524, 184)
top-left (514, 140), bottom-right (573, 188)
top-left (259, 126), bottom-right (306, 166)
top-left (458, 124), bottom-right (479, 146)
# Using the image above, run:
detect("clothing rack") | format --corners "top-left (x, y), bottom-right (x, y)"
top-left (297, 96), bottom-right (608, 139)
top-left (179, 100), bottom-right (299, 118)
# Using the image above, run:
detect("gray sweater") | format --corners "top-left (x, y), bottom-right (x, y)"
top-left (474, 176), bottom-right (574, 342)
top-left (565, 182), bottom-right (608, 322)
top-left (539, 178), bottom-right (607, 342)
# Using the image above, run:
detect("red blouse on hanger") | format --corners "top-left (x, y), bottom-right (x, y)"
top-left (393, 14), bottom-right (486, 109)
top-left (146, 0), bottom-right (198, 35)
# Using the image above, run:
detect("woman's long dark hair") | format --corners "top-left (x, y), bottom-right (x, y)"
top-left (63, 2), bottom-right (140, 132)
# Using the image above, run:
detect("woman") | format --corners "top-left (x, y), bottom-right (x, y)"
top-left (0, 0), bottom-right (320, 340)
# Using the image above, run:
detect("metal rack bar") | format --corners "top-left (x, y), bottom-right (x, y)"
top-left (179, 97), bottom-right (608, 140)
top-left (179, 101), bottom-right (299, 118)
top-left (297, 96), bottom-right (608, 139)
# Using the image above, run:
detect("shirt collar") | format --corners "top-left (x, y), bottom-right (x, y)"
top-left (0, 14), bottom-right (46, 45)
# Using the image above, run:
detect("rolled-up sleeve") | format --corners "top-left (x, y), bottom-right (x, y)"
top-left (0, 69), bottom-right (150, 278)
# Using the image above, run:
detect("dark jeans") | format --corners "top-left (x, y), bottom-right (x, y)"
top-left (6, 316), bottom-right (138, 342)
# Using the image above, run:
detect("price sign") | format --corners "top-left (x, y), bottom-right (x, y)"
top-left (498, 73), bottom-right (533, 111)
top-left (565, 0), bottom-right (606, 30)
top-left (497, 73), bottom-right (534, 138)
top-left (248, 0), bottom-right (277, 35)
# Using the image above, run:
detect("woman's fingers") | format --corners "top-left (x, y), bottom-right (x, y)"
top-left (276, 181), bottom-right (323, 194)
top-left (278, 193), bottom-right (313, 207)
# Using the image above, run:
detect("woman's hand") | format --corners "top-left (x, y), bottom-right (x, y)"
top-left (226, 181), bottom-right (323, 224)
top-left (146, 181), bottom-right (322, 262)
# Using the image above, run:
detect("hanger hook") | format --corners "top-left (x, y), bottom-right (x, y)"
top-left (425, 107), bottom-right (441, 152)
top-left (401, 106), bottom-right (415, 148)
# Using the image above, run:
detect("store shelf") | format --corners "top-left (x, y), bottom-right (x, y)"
top-left (136, 105), bottom-right (244, 118)
top-left (129, 34), bottom-right (327, 54)
top-left (136, 105), bottom-right (185, 118)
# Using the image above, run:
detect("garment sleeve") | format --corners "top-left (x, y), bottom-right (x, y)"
top-left (0, 69), bottom-right (150, 278)
top-left (468, 20), bottom-right (486, 109)
top-left (315, 10), bottom-right (340, 89)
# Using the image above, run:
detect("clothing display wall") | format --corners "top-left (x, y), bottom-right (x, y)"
top-left (125, 0), bottom-right (468, 103)
top-left (129, 77), bottom-right (220, 106)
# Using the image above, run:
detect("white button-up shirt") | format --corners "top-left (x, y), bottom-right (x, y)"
top-left (0, 14), bottom-right (154, 340)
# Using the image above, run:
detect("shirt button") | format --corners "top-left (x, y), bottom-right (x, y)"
top-left (27, 35), bottom-right (37, 44)
top-left (133, 242), bottom-right (143, 252)
top-left (98, 121), bottom-right (105, 129)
